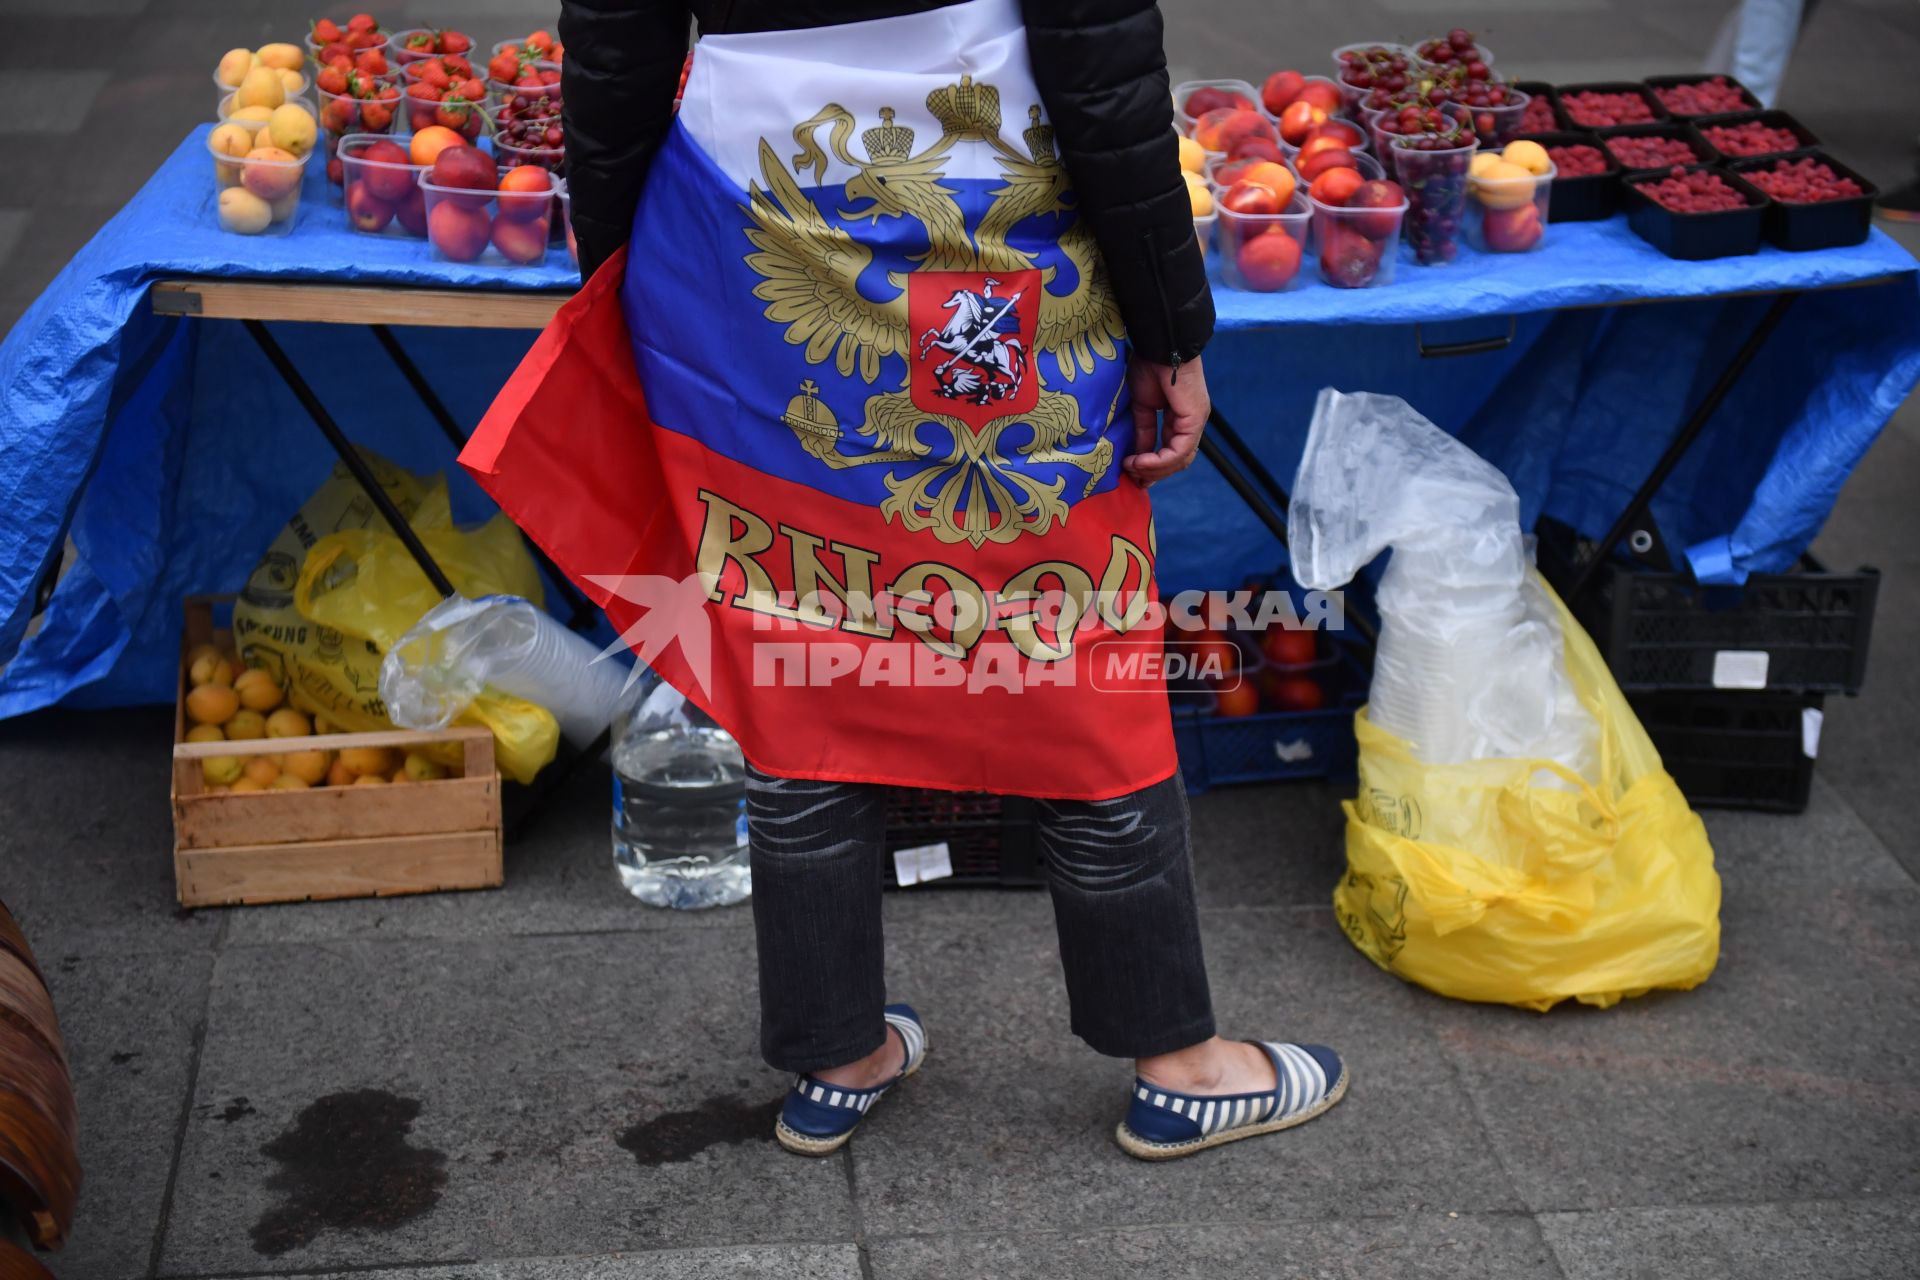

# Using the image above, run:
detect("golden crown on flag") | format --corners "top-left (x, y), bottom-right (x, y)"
top-left (927, 74), bottom-right (1000, 136)
top-left (862, 107), bottom-right (915, 163)
top-left (1023, 105), bottom-right (1055, 163)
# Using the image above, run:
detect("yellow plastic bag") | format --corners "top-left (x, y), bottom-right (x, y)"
top-left (1333, 576), bottom-right (1722, 1011)
top-left (232, 451), bottom-right (561, 784)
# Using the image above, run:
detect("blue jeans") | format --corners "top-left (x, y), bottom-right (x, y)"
top-left (746, 766), bottom-right (1217, 1072)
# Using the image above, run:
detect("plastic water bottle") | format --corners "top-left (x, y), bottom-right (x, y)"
top-left (611, 674), bottom-right (750, 909)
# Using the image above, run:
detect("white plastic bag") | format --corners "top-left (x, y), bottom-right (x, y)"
top-left (1288, 387), bottom-right (1594, 772)
top-left (380, 594), bottom-right (633, 748)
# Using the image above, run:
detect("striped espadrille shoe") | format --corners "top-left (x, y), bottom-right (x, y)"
top-left (775, 1004), bottom-right (927, 1156)
top-left (1116, 1041), bottom-right (1347, 1160)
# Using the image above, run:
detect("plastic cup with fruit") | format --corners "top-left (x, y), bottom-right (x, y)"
top-left (1387, 106), bottom-right (1477, 265)
top-left (1205, 154), bottom-right (1300, 200)
top-left (491, 35), bottom-right (564, 71)
top-left (308, 15), bottom-right (388, 65)
top-left (1217, 191), bottom-right (1312, 292)
top-left (494, 92), bottom-right (566, 169)
top-left (1468, 142), bottom-right (1554, 253)
top-left (1453, 86), bottom-right (1529, 149)
top-left (1309, 172), bottom-right (1406, 288)
top-left (1191, 105), bottom-right (1280, 161)
top-left (1172, 79), bottom-right (1260, 136)
top-left (338, 133), bottom-right (429, 237)
top-left (557, 181), bottom-right (579, 268)
top-left (420, 148), bottom-right (555, 267)
top-left (388, 27), bottom-right (475, 66)
top-left (490, 64), bottom-right (562, 113)
top-left (316, 80), bottom-right (402, 156)
top-left (213, 66), bottom-right (308, 119)
top-left (1330, 43), bottom-right (1414, 117)
top-left (404, 63), bottom-right (492, 142)
top-left (209, 131), bottom-right (310, 237)
top-left (1371, 99), bottom-right (1470, 184)
top-left (1412, 30), bottom-right (1495, 78)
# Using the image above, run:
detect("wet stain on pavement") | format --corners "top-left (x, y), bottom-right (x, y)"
top-left (251, 1089), bottom-right (448, 1257)
top-left (217, 1097), bottom-right (255, 1123)
top-left (617, 1094), bottom-right (779, 1166)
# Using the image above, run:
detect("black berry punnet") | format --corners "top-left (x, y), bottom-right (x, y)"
top-left (1743, 157), bottom-right (1865, 203)
top-left (1633, 165), bottom-right (1749, 213)
top-left (1699, 120), bottom-right (1802, 157)
top-left (1651, 76), bottom-right (1750, 116)
top-left (1561, 89), bottom-right (1655, 127)
top-left (1548, 143), bottom-right (1608, 178)
top-left (1605, 134), bottom-right (1698, 170)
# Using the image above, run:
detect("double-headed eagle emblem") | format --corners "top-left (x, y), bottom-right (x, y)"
top-left (743, 76), bottom-right (1124, 546)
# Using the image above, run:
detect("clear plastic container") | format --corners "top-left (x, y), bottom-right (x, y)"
top-left (1206, 153), bottom-right (1300, 197)
top-left (558, 182), bottom-right (578, 267)
top-left (387, 28), bottom-right (460, 65)
top-left (338, 133), bottom-right (429, 237)
top-left (1297, 146), bottom-right (1383, 190)
top-left (420, 172), bottom-right (555, 266)
top-left (316, 84), bottom-right (402, 149)
top-left (1469, 162), bottom-right (1554, 253)
top-left (1330, 43), bottom-right (1414, 117)
top-left (1462, 90), bottom-right (1531, 149)
top-left (208, 135), bottom-right (309, 237)
top-left (403, 81), bottom-right (490, 141)
top-left (1389, 108), bottom-right (1477, 265)
top-left (493, 38), bottom-right (563, 70)
top-left (1192, 208), bottom-right (1216, 258)
top-left (1370, 100), bottom-right (1469, 183)
top-left (490, 66), bottom-right (562, 113)
top-left (494, 135), bottom-right (565, 174)
top-left (1217, 193), bottom-right (1312, 292)
top-left (1191, 107), bottom-right (1281, 161)
top-left (214, 68), bottom-right (308, 117)
top-left (1311, 188), bottom-right (1406, 288)
top-left (1173, 78), bottom-right (1261, 136)
top-left (217, 93), bottom-right (315, 130)
top-left (1413, 40), bottom-right (1495, 75)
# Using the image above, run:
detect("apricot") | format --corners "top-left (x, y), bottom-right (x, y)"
top-left (234, 668), bottom-right (284, 712)
top-left (236, 65), bottom-right (286, 110)
top-left (187, 683), bottom-right (240, 726)
top-left (281, 750), bottom-right (332, 785)
top-left (185, 724), bottom-right (225, 745)
top-left (242, 757), bottom-right (281, 787)
top-left (241, 147), bottom-right (302, 201)
top-left (339, 746), bottom-right (393, 778)
top-left (225, 709), bottom-right (268, 740)
top-left (266, 707), bottom-right (312, 738)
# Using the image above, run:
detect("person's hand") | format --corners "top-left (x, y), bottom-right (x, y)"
top-left (1123, 354), bottom-right (1209, 487)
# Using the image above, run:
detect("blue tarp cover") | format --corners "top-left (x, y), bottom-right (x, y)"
top-left (2, 125), bottom-right (1916, 711)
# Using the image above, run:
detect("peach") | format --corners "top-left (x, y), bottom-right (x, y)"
top-left (496, 165), bottom-right (553, 221)
top-left (409, 124), bottom-right (467, 167)
top-left (1296, 146), bottom-right (1356, 183)
top-left (1236, 160), bottom-right (1295, 207)
top-left (1483, 202), bottom-right (1544, 252)
top-left (1308, 166), bottom-right (1366, 207)
top-left (346, 181), bottom-right (394, 232)
top-left (1220, 179), bottom-right (1282, 216)
top-left (1298, 81), bottom-right (1343, 115)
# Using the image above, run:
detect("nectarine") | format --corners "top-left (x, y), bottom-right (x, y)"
top-left (1482, 202), bottom-right (1543, 252)
top-left (1298, 80), bottom-right (1344, 115)
top-left (1278, 100), bottom-right (1327, 145)
top-left (1193, 107), bottom-right (1272, 156)
top-left (409, 124), bottom-right (467, 166)
top-left (1235, 229), bottom-right (1301, 291)
top-left (1296, 146), bottom-right (1356, 182)
top-left (1220, 179), bottom-right (1282, 216)
top-left (1260, 70), bottom-right (1305, 115)
top-left (1307, 166), bottom-right (1365, 206)
top-left (428, 199), bottom-right (491, 261)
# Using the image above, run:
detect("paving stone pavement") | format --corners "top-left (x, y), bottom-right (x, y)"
top-left (2, 1), bottom-right (1918, 1277)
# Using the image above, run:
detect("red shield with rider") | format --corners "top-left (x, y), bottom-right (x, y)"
top-left (908, 269), bottom-right (1041, 432)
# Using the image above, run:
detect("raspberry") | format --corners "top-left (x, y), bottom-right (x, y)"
top-left (1699, 120), bottom-right (1803, 157)
top-left (1650, 76), bottom-right (1750, 116)
top-left (1547, 143), bottom-right (1608, 178)
top-left (1632, 165), bottom-right (1750, 213)
top-left (1604, 133), bottom-right (1699, 170)
top-left (1561, 89), bottom-right (1656, 128)
top-left (1519, 95), bottom-right (1556, 133)
top-left (1743, 156), bottom-right (1864, 203)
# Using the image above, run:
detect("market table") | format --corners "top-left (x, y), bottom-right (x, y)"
top-left (2, 124), bottom-right (1918, 714)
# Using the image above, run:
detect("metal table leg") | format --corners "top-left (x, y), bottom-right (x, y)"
top-left (1562, 291), bottom-right (1798, 604)
top-left (368, 323), bottom-right (601, 630)
top-left (244, 319), bottom-right (457, 597)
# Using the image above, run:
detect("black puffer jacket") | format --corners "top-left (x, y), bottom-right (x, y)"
top-left (557, 0), bottom-right (1213, 367)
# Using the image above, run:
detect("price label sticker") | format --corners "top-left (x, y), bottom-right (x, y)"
top-left (1711, 650), bottom-right (1770, 690)
top-left (893, 842), bottom-right (954, 887)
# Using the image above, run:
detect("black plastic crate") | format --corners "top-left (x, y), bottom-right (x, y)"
top-left (1520, 130), bottom-right (1620, 221)
top-left (1536, 523), bottom-right (1879, 694)
top-left (1726, 150), bottom-right (1877, 251)
top-left (1633, 688), bottom-right (1820, 812)
top-left (1642, 73), bottom-right (1762, 118)
top-left (1170, 630), bottom-right (1370, 793)
top-left (1597, 122), bottom-right (1714, 173)
top-left (1554, 81), bottom-right (1669, 130)
top-left (1512, 81), bottom-right (1567, 132)
top-left (1623, 163), bottom-right (1768, 260)
top-left (1691, 109), bottom-right (1820, 161)
top-left (882, 789), bottom-right (1043, 888)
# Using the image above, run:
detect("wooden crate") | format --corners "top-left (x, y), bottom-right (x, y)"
top-left (171, 596), bottom-right (503, 907)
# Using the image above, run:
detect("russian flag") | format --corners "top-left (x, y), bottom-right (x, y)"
top-left (463, 0), bottom-right (1175, 798)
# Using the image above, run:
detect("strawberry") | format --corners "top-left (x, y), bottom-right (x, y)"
top-left (347, 12), bottom-right (376, 33)
top-left (312, 18), bottom-right (342, 42)
top-left (405, 30), bottom-right (436, 52)
top-left (418, 59), bottom-right (451, 90)
top-left (442, 31), bottom-right (472, 55)
top-left (320, 96), bottom-right (355, 133)
top-left (361, 100), bottom-right (394, 131)
top-left (488, 48), bottom-right (521, 83)
top-left (354, 48), bottom-right (388, 77)
top-left (317, 64), bottom-right (349, 96)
